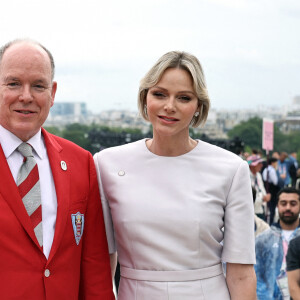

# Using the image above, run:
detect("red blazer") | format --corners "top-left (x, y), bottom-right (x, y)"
top-left (0, 128), bottom-right (114, 300)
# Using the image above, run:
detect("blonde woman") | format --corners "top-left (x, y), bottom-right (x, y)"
top-left (94, 51), bottom-right (256, 299)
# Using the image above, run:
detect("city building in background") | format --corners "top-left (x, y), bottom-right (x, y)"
top-left (47, 102), bottom-right (88, 124)
top-left (277, 96), bottom-right (300, 133)
top-left (45, 96), bottom-right (300, 138)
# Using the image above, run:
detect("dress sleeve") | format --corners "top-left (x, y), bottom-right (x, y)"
top-left (222, 160), bottom-right (256, 264)
top-left (93, 153), bottom-right (117, 254)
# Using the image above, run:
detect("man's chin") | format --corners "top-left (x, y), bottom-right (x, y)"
top-left (281, 215), bottom-right (298, 225)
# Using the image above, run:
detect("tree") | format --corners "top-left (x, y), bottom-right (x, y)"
top-left (62, 123), bottom-right (92, 152)
top-left (228, 117), bottom-right (300, 155)
top-left (227, 117), bottom-right (262, 150)
top-left (44, 126), bottom-right (62, 137)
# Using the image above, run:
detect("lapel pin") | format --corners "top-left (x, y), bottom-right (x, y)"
top-left (61, 161), bottom-right (67, 171)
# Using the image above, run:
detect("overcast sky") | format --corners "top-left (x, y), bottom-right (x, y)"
top-left (1, 0), bottom-right (300, 113)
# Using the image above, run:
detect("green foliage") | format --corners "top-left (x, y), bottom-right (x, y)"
top-left (63, 130), bottom-right (91, 151)
top-left (227, 117), bottom-right (262, 150)
top-left (44, 123), bottom-right (146, 153)
top-left (44, 126), bottom-right (62, 137)
top-left (244, 145), bottom-right (252, 154)
top-left (228, 117), bottom-right (300, 154)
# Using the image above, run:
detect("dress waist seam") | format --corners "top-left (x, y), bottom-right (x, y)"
top-left (120, 263), bottom-right (223, 282)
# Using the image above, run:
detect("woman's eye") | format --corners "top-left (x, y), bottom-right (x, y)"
top-left (179, 96), bottom-right (191, 101)
top-left (153, 92), bottom-right (165, 98)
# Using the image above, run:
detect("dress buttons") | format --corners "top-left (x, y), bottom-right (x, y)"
top-left (118, 170), bottom-right (125, 176)
top-left (44, 269), bottom-right (50, 277)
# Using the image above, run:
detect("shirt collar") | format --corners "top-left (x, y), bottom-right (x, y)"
top-left (0, 125), bottom-right (44, 159)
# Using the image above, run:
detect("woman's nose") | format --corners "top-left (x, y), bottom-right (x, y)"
top-left (164, 97), bottom-right (176, 113)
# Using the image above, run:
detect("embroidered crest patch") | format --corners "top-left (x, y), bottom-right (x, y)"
top-left (71, 212), bottom-right (85, 245)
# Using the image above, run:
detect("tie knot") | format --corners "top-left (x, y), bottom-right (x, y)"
top-left (17, 143), bottom-right (34, 158)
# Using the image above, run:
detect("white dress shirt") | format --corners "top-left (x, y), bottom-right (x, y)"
top-left (0, 125), bottom-right (57, 259)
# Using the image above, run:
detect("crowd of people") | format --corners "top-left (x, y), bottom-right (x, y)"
top-left (245, 150), bottom-right (299, 225)
top-left (243, 150), bottom-right (300, 299)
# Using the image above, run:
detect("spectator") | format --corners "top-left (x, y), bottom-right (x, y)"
top-left (286, 235), bottom-right (300, 300)
top-left (263, 157), bottom-right (280, 224)
top-left (243, 151), bottom-right (250, 160)
top-left (248, 155), bottom-right (271, 220)
top-left (278, 152), bottom-right (291, 188)
top-left (289, 152), bottom-right (299, 188)
top-left (252, 187), bottom-right (270, 237)
top-left (272, 152), bottom-right (280, 160)
top-left (255, 187), bottom-right (300, 300)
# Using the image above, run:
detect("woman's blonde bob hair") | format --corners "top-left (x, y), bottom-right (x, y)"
top-left (138, 51), bottom-right (210, 127)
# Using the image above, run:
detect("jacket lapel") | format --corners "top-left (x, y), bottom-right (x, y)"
top-left (0, 144), bottom-right (42, 249)
top-left (42, 129), bottom-right (70, 263)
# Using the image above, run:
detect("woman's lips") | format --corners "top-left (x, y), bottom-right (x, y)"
top-left (158, 115), bottom-right (179, 122)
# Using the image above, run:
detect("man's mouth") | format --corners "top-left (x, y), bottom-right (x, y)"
top-left (16, 110), bottom-right (34, 114)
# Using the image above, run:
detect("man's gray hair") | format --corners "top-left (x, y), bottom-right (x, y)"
top-left (0, 38), bottom-right (55, 80)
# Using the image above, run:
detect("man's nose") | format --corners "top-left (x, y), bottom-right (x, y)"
top-left (19, 85), bottom-right (33, 102)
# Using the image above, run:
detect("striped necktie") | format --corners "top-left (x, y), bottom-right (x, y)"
top-left (17, 143), bottom-right (43, 247)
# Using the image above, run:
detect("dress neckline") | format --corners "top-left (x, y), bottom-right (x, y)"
top-left (142, 138), bottom-right (200, 158)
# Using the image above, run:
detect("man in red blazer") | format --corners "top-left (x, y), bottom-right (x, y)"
top-left (0, 39), bottom-right (114, 299)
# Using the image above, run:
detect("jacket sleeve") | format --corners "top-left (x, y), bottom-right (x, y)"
top-left (255, 236), bottom-right (273, 300)
top-left (79, 152), bottom-right (115, 299)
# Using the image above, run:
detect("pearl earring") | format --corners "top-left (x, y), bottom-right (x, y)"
top-left (194, 112), bottom-right (199, 117)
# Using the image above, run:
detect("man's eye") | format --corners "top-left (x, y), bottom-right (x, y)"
top-left (7, 82), bottom-right (20, 87)
top-left (33, 85), bottom-right (46, 91)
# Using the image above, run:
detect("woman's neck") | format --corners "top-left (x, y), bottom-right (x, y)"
top-left (146, 134), bottom-right (198, 157)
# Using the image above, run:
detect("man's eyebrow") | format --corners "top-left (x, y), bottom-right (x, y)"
top-left (33, 79), bottom-right (47, 83)
top-left (279, 199), bottom-right (298, 202)
top-left (3, 76), bottom-right (19, 82)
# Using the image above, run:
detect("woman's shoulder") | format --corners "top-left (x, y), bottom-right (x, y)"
top-left (196, 139), bottom-right (244, 164)
top-left (94, 139), bottom-right (146, 161)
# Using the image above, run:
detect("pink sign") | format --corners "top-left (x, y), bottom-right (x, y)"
top-left (262, 119), bottom-right (274, 151)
